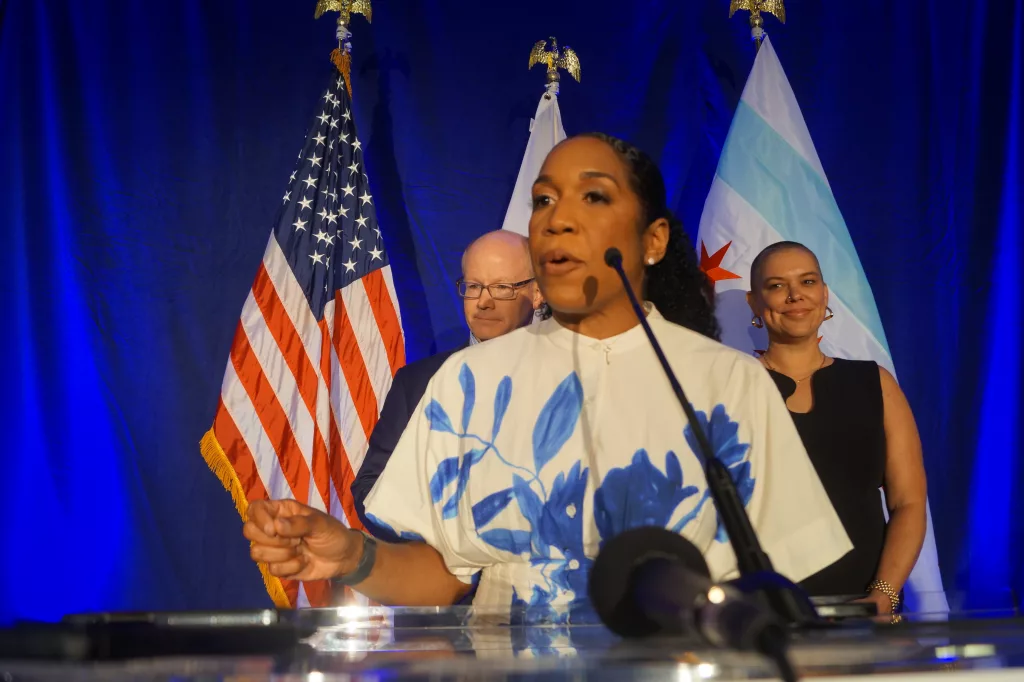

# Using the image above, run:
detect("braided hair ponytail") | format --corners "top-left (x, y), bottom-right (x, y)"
top-left (579, 133), bottom-right (721, 341)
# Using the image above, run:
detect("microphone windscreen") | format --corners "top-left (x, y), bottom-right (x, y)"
top-left (588, 526), bottom-right (711, 637)
top-left (604, 247), bottom-right (623, 267)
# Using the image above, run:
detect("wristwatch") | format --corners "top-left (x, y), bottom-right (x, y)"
top-left (331, 531), bottom-right (378, 587)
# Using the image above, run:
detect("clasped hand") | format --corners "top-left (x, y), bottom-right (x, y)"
top-left (243, 499), bottom-right (361, 581)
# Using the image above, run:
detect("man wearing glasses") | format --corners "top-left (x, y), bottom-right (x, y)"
top-left (352, 230), bottom-right (544, 539)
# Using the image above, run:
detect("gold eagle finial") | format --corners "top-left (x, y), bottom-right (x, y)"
top-left (729, 0), bottom-right (785, 48)
top-left (729, 0), bottom-right (786, 23)
top-left (528, 37), bottom-right (581, 85)
top-left (314, 0), bottom-right (372, 23)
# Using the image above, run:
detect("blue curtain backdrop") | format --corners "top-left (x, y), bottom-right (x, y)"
top-left (0, 0), bottom-right (1020, 621)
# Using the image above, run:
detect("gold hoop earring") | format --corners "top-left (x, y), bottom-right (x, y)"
top-left (824, 307), bottom-right (834, 321)
top-left (751, 315), bottom-right (764, 329)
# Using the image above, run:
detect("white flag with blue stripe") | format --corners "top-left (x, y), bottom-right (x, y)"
top-left (501, 83), bottom-right (567, 236)
top-left (696, 36), bottom-right (948, 616)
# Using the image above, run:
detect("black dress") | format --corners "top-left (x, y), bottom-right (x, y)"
top-left (766, 358), bottom-right (887, 597)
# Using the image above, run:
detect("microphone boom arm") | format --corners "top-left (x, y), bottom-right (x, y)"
top-left (603, 247), bottom-right (814, 626)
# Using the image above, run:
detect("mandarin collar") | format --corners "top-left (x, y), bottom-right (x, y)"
top-left (534, 302), bottom-right (662, 354)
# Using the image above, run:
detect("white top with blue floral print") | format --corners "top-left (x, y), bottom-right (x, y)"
top-left (364, 306), bottom-right (852, 618)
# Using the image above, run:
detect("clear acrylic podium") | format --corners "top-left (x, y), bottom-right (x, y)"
top-left (1, 590), bottom-right (1021, 681)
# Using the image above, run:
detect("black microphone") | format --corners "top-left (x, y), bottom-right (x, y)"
top-left (589, 527), bottom-right (797, 682)
top-left (603, 247), bottom-right (815, 627)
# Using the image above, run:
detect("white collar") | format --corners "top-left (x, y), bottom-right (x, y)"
top-left (536, 302), bottom-right (662, 353)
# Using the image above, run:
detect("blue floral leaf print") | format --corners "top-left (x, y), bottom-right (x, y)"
top-left (525, 584), bottom-right (555, 609)
top-left (681, 404), bottom-right (755, 543)
top-left (543, 458), bottom-right (592, 594)
top-left (512, 475), bottom-right (543, 525)
top-left (537, 461), bottom-right (589, 566)
top-left (442, 447), bottom-right (487, 520)
top-left (684, 404), bottom-right (750, 469)
top-left (472, 488), bottom-right (515, 528)
top-left (480, 528), bottom-right (532, 555)
top-left (429, 456), bottom-right (460, 503)
top-left (459, 363), bottom-right (476, 432)
top-left (708, 405), bottom-right (748, 466)
top-left (425, 399), bottom-right (455, 434)
top-left (512, 475), bottom-right (545, 554)
top-left (671, 490), bottom-right (711, 534)
top-left (464, 446), bottom-right (487, 469)
top-left (532, 373), bottom-right (584, 473)
top-left (364, 513), bottom-right (425, 544)
top-left (665, 450), bottom-right (683, 486)
top-left (594, 449), bottom-right (700, 544)
top-left (491, 376), bottom-right (513, 439)
top-left (683, 410), bottom-right (710, 467)
top-left (713, 460), bottom-right (755, 543)
top-left (733, 461), bottom-right (755, 504)
top-left (441, 478), bottom-right (464, 519)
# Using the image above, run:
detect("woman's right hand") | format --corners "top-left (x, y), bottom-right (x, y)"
top-left (243, 499), bottom-right (362, 581)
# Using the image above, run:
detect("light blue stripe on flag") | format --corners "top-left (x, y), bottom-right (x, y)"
top-left (717, 101), bottom-right (890, 354)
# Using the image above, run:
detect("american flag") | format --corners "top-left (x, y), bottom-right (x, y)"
top-left (201, 72), bottom-right (405, 608)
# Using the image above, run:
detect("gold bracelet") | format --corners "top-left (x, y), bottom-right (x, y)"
top-left (866, 579), bottom-right (901, 614)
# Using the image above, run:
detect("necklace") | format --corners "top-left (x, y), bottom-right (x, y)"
top-left (762, 352), bottom-right (828, 384)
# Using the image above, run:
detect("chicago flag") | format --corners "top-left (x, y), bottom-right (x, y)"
top-left (696, 36), bottom-right (947, 615)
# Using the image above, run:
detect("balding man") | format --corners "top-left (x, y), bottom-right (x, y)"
top-left (353, 231), bottom-right (542, 538)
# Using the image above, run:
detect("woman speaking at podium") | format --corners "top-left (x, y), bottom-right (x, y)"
top-left (244, 134), bottom-right (853, 616)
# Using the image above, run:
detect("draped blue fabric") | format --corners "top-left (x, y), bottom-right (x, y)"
top-left (1, 0), bottom-right (1020, 621)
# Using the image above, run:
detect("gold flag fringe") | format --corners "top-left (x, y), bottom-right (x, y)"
top-left (199, 429), bottom-right (291, 608)
top-left (330, 48), bottom-right (353, 98)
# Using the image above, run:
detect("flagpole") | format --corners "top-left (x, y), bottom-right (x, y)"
top-left (314, 0), bottom-right (384, 611)
top-left (728, 0), bottom-right (786, 51)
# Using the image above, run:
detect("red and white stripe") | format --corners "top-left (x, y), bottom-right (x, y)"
top-left (211, 234), bottom-right (405, 607)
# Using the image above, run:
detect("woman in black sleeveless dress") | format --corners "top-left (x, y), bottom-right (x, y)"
top-left (766, 358), bottom-right (887, 595)
top-left (746, 242), bottom-right (928, 618)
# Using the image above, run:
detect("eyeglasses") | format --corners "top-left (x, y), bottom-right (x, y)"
top-left (456, 278), bottom-right (534, 300)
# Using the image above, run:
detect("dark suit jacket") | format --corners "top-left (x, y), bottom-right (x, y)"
top-left (352, 347), bottom-right (463, 540)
